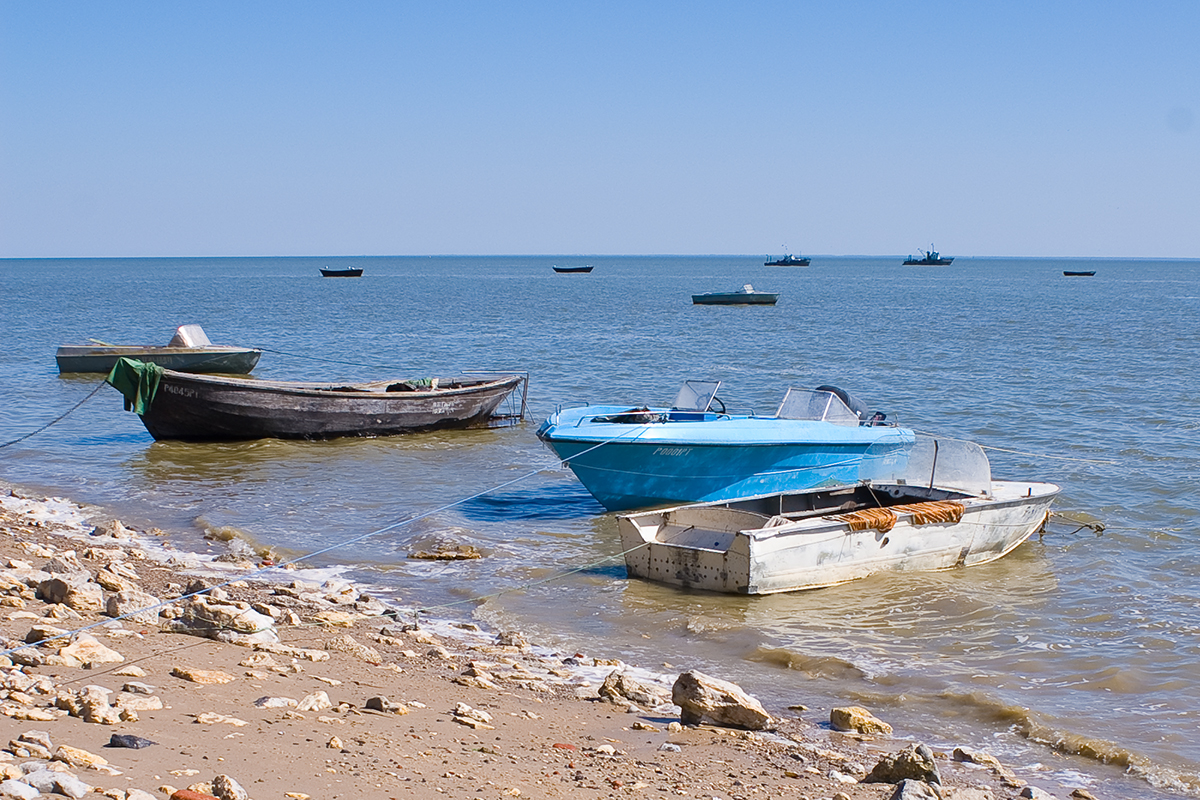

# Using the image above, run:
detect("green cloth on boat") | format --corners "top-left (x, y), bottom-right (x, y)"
top-left (105, 357), bottom-right (164, 414)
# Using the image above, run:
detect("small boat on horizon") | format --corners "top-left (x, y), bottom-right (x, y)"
top-left (1063, 270), bottom-right (1096, 276)
top-left (553, 265), bottom-right (594, 273)
top-left (617, 436), bottom-right (1059, 594)
top-left (55, 325), bottom-right (261, 375)
top-left (105, 358), bottom-right (526, 442)
top-left (537, 382), bottom-right (912, 512)
top-left (692, 284), bottom-right (779, 305)
top-left (320, 267), bottom-right (364, 277)
top-left (903, 245), bottom-right (954, 265)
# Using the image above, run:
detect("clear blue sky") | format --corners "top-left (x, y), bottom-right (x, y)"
top-left (2, 1), bottom-right (1196, 258)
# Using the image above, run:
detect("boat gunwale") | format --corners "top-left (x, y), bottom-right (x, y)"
top-left (151, 368), bottom-right (523, 400)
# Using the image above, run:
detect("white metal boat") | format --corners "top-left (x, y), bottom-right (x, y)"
top-left (617, 437), bottom-right (1059, 594)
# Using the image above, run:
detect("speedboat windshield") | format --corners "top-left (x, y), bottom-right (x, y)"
top-left (776, 388), bottom-right (860, 426)
top-left (672, 380), bottom-right (721, 412)
top-left (859, 435), bottom-right (992, 496)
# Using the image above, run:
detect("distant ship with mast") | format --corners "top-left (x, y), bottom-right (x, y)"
top-left (765, 246), bottom-right (810, 266)
top-left (903, 244), bottom-right (954, 265)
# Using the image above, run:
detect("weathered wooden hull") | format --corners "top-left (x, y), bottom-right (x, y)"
top-left (56, 346), bottom-right (261, 375)
top-left (618, 480), bottom-right (1059, 594)
top-left (134, 370), bottom-right (525, 441)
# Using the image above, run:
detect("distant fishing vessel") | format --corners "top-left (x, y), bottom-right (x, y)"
top-left (320, 267), bottom-right (364, 277)
top-left (903, 245), bottom-right (954, 265)
top-left (765, 253), bottom-right (810, 266)
top-left (553, 265), bottom-right (594, 273)
top-left (1063, 270), bottom-right (1096, 277)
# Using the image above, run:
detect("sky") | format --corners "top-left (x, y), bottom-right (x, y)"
top-left (1, 1), bottom-right (1197, 258)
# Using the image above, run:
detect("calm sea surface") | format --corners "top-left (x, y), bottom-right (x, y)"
top-left (1, 256), bottom-right (1197, 797)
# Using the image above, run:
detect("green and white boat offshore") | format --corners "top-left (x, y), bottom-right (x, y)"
top-left (55, 324), bottom-right (261, 375)
top-left (616, 436), bottom-right (1059, 594)
top-left (537, 382), bottom-right (914, 512)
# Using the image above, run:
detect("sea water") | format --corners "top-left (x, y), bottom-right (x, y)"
top-left (1, 255), bottom-right (1197, 797)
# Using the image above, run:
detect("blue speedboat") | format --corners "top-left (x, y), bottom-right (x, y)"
top-left (537, 381), bottom-right (915, 512)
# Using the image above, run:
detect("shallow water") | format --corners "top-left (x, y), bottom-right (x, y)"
top-left (1, 255), bottom-right (1198, 797)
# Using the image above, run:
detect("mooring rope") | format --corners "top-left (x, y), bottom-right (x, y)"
top-left (0, 381), bottom-right (108, 450)
top-left (909, 428), bottom-right (1116, 465)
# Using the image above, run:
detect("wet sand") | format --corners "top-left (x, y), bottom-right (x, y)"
top-left (0, 487), bottom-right (1055, 800)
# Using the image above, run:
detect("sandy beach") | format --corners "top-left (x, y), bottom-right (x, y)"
top-left (0, 485), bottom-right (1081, 800)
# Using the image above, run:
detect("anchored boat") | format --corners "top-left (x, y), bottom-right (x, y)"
top-left (55, 325), bottom-right (261, 375)
top-left (692, 285), bottom-right (779, 305)
top-left (106, 358), bottom-right (526, 442)
top-left (537, 382), bottom-right (913, 512)
top-left (617, 436), bottom-right (1059, 594)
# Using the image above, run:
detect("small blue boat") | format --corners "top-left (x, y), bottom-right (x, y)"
top-left (537, 381), bottom-right (915, 512)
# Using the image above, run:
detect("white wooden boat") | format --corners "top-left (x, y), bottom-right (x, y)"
top-left (617, 437), bottom-right (1059, 594)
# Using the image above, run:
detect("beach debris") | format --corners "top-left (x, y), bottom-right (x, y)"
top-left (164, 596), bottom-right (277, 645)
top-left (863, 743), bottom-right (941, 785)
top-left (58, 632), bottom-right (125, 667)
top-left (22, 768), bottom-right (94, 798)
top-left (885, 779), bottom-right (941, 799)
top-left (312, 609), bottom-right (360, 627)
top-left (327, 735), bottom-right (343, 749)
top-left (671, 669), bottom-right (772, 730)
top-left (0, 778), bottom-right (41, 800)
top-left (171, 666), bottom-right (236, 685)
top-left (1070, 790), bottom-right (1098, 800)
top-left (253, 695), bottom-right (298, 708)
top-left (253, 642), bottom-right (330, 662)
top-left (90, 520), bottom-right (134, 540)
top-left (452, 702), bottom-right (494, 729)
top-left (55, 685), bottom-right (133, 725)
top-left (1019, 788), bottom-right (1058, 800)
top-left (830, 705), bottom-right (893, 735)
top-left (408, 544), bottom-right (481, 560)
top-left (599, 669), bottom-right (669, 707)
top-left (364, 695), bottom-right (408, 714)
top-left (296, 691), bottom-right (333, 712)
top-left (105, 589), bottom-right (162, 625)
top-left (193, 712), bottom-right (248, 726)
top-left (113, 664), bottom-right (147, 677)
top-left (495, 630), bottom-right (528, 649)
top-left (170, 790), bottom-right (220, 800)
top-left (122, 680), bottom-right (156, 694)
top-left (953, 746), bottom-right (1025, 787)
top-left (52, 743), bottom-right (108, 768)
top-left (36, 575), bottom-right (103, 612)
top-left (454, 662), bottom-right (500, 690)
top-left (211, 774), bottom-right (249, 800)
top-left (108, 733), bottom-right (157, 749)
top-left (322, 633), bottom-right (381, 665)
top-left (8, 730), bottom-right (52, 758)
